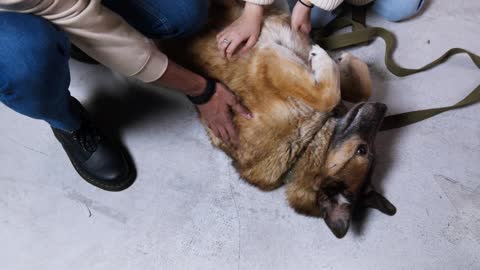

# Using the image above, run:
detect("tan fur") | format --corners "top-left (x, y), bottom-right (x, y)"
top-left (161, 4), bottom-right (373, 215)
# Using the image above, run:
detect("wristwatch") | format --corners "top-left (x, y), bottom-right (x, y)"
top-left (186, 78), bottom-right (217, 105)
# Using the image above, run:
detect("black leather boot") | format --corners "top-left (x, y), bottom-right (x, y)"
top-left (52, 100), bottom-right (134, 191)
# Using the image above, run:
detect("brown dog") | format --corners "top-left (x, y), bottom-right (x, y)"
top-left (162, 3), bottom-right (396, 238)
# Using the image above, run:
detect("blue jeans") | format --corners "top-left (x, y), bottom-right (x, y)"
top-left (0, 0), bottom-right (208, 131)
top-left (371, 0), bottom-right (425, 22)
top-left (287, 0), bottom-right (425, 28)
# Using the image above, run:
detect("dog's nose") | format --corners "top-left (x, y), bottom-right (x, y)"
top-left (362, 102), bottom-right (387, 115)
top-left (373, 103), bottom-right (387, 114)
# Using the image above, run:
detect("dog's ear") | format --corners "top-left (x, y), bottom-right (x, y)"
top-left (318, 182), bottom-right (352, 239)
top-left (361, 185), bottom-right (396, 216)
top-left (323, 195), bottom-right (351, 238)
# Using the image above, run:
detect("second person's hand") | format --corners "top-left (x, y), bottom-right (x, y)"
top-left (216, 2), bottom-right (264, 59)
top-left (291, 0), bottom-right (313, 34)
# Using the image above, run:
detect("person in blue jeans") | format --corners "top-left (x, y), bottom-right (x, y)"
top-left (0, 0), bottom-right (254, 191)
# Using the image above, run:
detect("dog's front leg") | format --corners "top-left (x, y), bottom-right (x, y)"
top-left (308, 45), bottom-right (340, 86)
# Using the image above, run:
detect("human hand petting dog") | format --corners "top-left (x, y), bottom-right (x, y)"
top-left (216, 2), bottom-right (264, 59)
top-left (153, 60), bottom-right (251, 147)
top-left (197, 82), bottom-right (253, 147)
top-left (291, 0), bottom-right (313, 34)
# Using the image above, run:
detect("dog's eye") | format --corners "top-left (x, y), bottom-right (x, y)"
top-left (356, 144), bottom-right (368, 156)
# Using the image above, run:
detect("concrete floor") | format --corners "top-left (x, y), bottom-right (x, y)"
top-left (1, 1), bottom-right (479, 269)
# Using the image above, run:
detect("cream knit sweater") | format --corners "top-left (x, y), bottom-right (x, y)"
top-left (0, 0), bottom-right (372, 83)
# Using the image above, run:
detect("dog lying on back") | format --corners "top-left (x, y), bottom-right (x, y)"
top-left (162, 2), bottom-right (396, 238)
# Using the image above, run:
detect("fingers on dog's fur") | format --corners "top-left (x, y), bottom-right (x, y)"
top-left (240, 35), bottom-right (258, 55)
top-left (233, 103), bottom-right (252, 119)
top-left (227, 38), bottom-right (242, 59)
top-left (230, 95), bottom-right (252, 119)
top-left (224, 118), bottom-right (238, 145)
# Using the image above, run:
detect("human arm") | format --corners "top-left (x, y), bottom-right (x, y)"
top-left (291, 0), bottom-right (314, 34)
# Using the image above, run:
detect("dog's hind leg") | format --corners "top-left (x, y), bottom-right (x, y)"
top-left (255, 46), bottom-right (341, 113)
top-left (336, 52), bottom-right (373, 102)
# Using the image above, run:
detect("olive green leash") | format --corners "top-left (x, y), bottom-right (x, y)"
top-left (313, 15), bottom-right (480, 131)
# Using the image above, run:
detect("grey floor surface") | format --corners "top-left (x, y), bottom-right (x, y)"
top-left (1, 1), bottom-right (479, 269)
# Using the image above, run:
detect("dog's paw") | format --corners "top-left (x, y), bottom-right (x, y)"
top-left (308, 45), bottom-right (337, 83)
top-left (308, 45), bottom-right (329, 60)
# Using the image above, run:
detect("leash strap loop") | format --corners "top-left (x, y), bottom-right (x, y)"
top-left (313, 14), bottom-right (480, 131)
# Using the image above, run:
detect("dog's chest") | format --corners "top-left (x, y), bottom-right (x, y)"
top-left (256, 15), bottom-right (312, 66)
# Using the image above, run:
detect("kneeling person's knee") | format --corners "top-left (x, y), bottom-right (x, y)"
top-left (163, 0), bottom-right (209, 38)
top-left (181, 0), bottom-right (209, 35)
top-left (0, 13), bottom-right (70, 95)
top-left (372, 0), bottom-right (425, 22)
top-left (0, 13), bottom-right (70, 112)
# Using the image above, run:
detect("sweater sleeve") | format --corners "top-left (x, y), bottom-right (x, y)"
top-left (243, 0), bottom-right (274, 5)
top-left (0, 0), bottom-right (168, 83)
top-left (309, 0), bottom-right (345, 11)
top-left (310, 0), bottom-right (374, 10)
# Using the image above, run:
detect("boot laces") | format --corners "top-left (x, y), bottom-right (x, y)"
top-left (72, 123), bottom-right (103, 152)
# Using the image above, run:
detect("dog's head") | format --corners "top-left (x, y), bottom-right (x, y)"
top-left (286, 102), bottom-right (396, 238)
